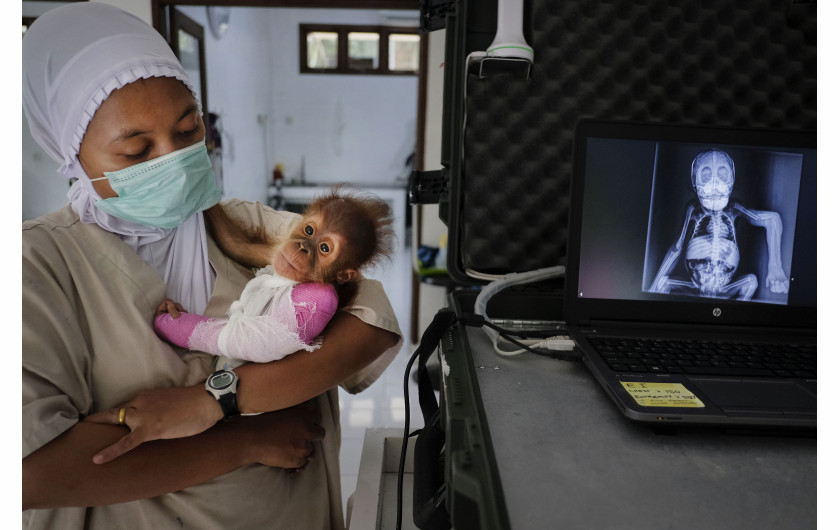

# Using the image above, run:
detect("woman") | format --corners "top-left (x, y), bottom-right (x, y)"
top-left (22, 4), bottom-right (402, 529)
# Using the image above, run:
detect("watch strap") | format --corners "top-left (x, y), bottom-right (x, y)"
top-left (208, 389), bottom-right (240, 421)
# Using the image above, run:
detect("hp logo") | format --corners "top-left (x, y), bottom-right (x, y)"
top-left (712, 307), bottom-right (722, 317)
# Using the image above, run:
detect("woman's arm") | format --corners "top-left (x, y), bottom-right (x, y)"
top-left (23, 408), bottom-right (324, 510)
top-left (87, 312), bottom-right (399, 463)
top-left (236, 311), bottom-right (398, 412)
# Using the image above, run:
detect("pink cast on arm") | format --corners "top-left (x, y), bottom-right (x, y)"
top-left (290, 282), bottom-right (339, 344)
top-left (154, 312), bottom-right (216, 349)
top-left (153, 282), bottom-right (339, 360)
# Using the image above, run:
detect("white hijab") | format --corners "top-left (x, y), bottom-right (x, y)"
top-left (23, 3), bottom-right (215, 313)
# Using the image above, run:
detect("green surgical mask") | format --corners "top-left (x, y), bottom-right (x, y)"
top-left (92, 141), bottom-right (221, 229)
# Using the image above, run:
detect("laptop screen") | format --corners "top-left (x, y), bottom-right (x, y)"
top-left (565, 121), bottom-right (816, 329)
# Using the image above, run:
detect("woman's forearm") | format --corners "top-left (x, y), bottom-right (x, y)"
top-left (234, 311), bottom-right (399, 414)
top-left (23, 420), bottom-right (249, 510)
top-left (23, 408), bottom-right (322, 511)
top-left (62, 313), bottom-right (397, 469)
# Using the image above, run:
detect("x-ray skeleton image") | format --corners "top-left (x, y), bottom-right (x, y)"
top-left (644, 146), bottom-right (801, 304)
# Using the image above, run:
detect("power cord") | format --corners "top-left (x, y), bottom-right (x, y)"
top-left (399, 264), bottom-right (575, 529)
top-left (473, 265), bottom-right (566, 349)
top-left (474, 315), bottom-right (572, 356)
top-left (396, 311), bottom-right (580, 530)
top-left (397, 346), bottom-right (422, 530)
top-left (492, 334), bottom-right (577, 357)
top-left (397, 310), bottom-right (457, 530)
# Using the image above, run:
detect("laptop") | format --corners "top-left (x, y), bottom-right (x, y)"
top-left (564, 120), bottom-right (817, 428)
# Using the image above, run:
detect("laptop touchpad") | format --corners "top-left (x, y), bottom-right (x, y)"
top-left (689, 379), bottom-right (816, 413)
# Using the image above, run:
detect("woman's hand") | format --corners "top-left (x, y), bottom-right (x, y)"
top-left (83, 384), bottom-right (223, 464)
top-left (238, 408), bottom-right (326, 469)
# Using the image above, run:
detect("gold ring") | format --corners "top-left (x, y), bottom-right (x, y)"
top-left (118, 407), bottom-right (126, 426)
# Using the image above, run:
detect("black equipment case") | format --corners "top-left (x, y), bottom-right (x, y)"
top-left (408, 0), bottom-right (816, 528)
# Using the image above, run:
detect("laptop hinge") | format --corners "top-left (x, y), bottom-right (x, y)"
top-left (586, 319), bottom-right (814, 338)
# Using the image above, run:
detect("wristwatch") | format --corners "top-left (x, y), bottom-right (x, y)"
top-left (205, 369), bottom-right (240, 421)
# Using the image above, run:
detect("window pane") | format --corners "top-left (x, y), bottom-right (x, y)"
top-left (307, 32), bottom-right (338, 69)
top-left (388, 33), bottom-right (420, 72)
top-left (348, 32), bottom-right (379, 70)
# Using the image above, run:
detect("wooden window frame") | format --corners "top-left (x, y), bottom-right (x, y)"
top-left (300, 23), bottom-right (419, 76)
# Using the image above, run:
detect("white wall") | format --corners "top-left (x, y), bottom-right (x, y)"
top-left (21, 110), bottom-right (66, 221)
top-left (268, 9), bottom-right (418, 188)
top-left (179, 6), bottom-right (419, 204)
top-left (22, 3), bottom-right (419, 219)
top-left (21, 2), bottom-right (75, 220)
top-left (179, 6), bottom-right (275, 202)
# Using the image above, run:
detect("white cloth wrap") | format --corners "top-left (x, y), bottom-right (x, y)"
top-left (189, 267), bottom-right (321, 368)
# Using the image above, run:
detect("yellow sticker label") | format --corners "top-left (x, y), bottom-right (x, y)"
top-left (620, 382), bottom-right (705, 408)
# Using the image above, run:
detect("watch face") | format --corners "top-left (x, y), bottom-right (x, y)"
top-left (210, 372), bottom-right (234, 389)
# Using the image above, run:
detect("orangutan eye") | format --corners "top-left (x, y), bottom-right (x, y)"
top-left (319, 243), bottom-right (330, 253)
top-left (304, 225), bottom-right (314, 236)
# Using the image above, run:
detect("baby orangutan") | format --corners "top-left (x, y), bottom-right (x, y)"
top-left (154, 186), bottom-right (394, 367)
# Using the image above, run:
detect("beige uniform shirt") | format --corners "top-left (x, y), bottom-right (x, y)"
top-left (22, 200), bottom-right (403, 529)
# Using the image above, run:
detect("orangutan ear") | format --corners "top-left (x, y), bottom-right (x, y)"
top-left (335, 269), bottom-right (358, 284)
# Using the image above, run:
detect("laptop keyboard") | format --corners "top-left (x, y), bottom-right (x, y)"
top-left (588, 337), bottom-right (817, 379)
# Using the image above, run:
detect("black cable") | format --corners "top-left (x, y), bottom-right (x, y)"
top-left (497, 330), bottom-right (542, 355)
top-left (397, 337), bottom-right (423, 530)
top-left (464, 313), bottom-right (581, 359)
top-left (395, 312), bottom-right (578, 529)
top-left (397, 311), bottom-right (456, 530)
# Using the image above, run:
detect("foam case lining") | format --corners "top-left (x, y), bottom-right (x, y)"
top-left (443, 0), bottom-right (816, 283)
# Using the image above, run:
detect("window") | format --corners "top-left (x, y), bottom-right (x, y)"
top-left (300, 24), bottom-right (420, 75)
top-left (348, 31), bottom-right (380, 70)
top-left (306, 31), bottom-right (339, 69)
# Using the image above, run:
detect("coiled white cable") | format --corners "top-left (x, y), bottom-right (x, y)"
top-left (474, 265), bottom-right (565, 348)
